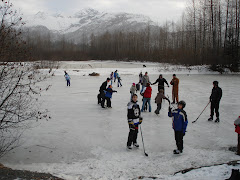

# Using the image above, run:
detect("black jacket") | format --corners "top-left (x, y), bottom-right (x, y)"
top-left (127, 101), bottom-right (141, 120)
top-left (152, 78), bottom-right (169, 88)
top-left (210, 86), bottom-right (222, 102)
top-left (100, 81), bottom-right (108, 92)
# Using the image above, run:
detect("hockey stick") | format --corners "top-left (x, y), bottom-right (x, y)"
top-left (140, 125), bottom-right (148, 157)
top-left (192, 101), bottom-right (211, 123)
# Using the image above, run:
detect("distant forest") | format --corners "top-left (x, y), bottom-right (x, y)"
top-left (1, 0), bottom-right (240, 71)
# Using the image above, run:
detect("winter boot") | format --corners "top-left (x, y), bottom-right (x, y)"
top-left (208, 117), bottom-right (213, 121)
top-left (154, 110), bottom-right (159, 115)
top-left (173, 149), bottom-right (181, 154)
top-left (127, 146), bottom-right (132, 150)
top-left (171, 101), bottom-right (175, 104)
top-left (215, 118), bottom-right (220, 123)
top-left (133, 143), bottom-right (139, 148)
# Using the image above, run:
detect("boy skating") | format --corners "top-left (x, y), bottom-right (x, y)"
top-left (64, 71), bottom-right (71, 87)
top-left (104, 85), bottom-right (117, 108)
top-left (168, 101), bottom-right (188, 154)
top-left (130, 83), bottom-right (137, 100)
top-left (98, 78), bottom-right (111, 106)
top-left (208, 81), bottom-right (222, 123)
top-left (155, 89), bottom-right (170, 115)
top-left (127, 94), bottom-right (143, 149)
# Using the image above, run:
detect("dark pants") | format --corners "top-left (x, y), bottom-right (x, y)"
top-left (98, 91), bottom-right (106, 107)
top-left (175, 131), bottom-right (184, 151)
top-left (106, 97), bottom-right (111, 107)
top-left (155, 103), bottom-right (162, 114)
top-left (118, 78), bottom-right (122, 87)
top-left (238, 134), bottom-right (240, 155)
top-left (67, 80), bottom-right (70, 86)
top-left (127, 125), bottom-right (138, 146)
top-left (211, 100), bottom-right (220, 118)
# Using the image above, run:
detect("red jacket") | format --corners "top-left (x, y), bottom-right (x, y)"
top-left (144, 86), bottom-right (152, 98)
top-left (235, 124), bottom-right (240, 134)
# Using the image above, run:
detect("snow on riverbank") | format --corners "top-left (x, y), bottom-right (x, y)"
top-left (1, 61), bottom-right (240, 180)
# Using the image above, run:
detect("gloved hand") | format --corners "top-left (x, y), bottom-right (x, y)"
top-left (139, 117), bottom-right (143, 124)
top-left (130, 124), bottom-right (135, 130)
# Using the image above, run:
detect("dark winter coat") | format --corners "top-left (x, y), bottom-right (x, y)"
top-left (210, 86), bottom-right (222, 102)
top-left (99, 81), bottom-right (108, 92)
top-left (155, 93), bottom-right (167, 104)
top-left (152, 78), bottom-right (169, 89)
top-left (105, 87), bottom-right (117, 98)
top-left (127, 101), bottom-right (141, 125)
top-left (168, 108), bottom-right (188, 133)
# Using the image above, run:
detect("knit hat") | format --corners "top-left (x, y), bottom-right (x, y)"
top-left (234, 116), bottom-right (240, 125)
top-left (133, 83), bottom-right (136, 86)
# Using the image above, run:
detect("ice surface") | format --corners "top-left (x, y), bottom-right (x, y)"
top-left (1, 61), bottom-right (240, 180)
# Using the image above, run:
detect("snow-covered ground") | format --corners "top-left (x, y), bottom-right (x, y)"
top-left (1, 61), bottom-right (240, 180)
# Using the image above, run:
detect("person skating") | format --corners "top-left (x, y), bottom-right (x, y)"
top-left (64, 71), bottom-right (71, 87)
top-left (127, 94), bottom-right (143, 149)
top-left (141, 83), bottom-right (152, 112)
top-left (114, 70), bottom-right (117, 83)
top-left (234, 116), bottom-right (240, 155)
top-left (104, 85), bottom-right (117, 108)
top-left (152, 74), bottom-right (169, 93)
top-left (130, 83), bottom-right (137, 100)
top-left (141, 72), bottom-right (150, 93)
top-left (170, 74), bottom-right (179, 104)
top-left (110, 72), bottom-right (114, 85)
top-left (139, 72), bottom-right (143, 85)
top-left (155, 89), bottom-right (170, 115)
top-left (168, 101), bottom-right (188, 154)
top-left (208, 81), bottom-right (222, 123)
top-left (98, 78), bottom-right (111, 107)
top-left (116, 72), bottom-right (122, 87)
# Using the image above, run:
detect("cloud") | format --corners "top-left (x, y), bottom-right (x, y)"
top-left (10, 0), bottom-right (187, 22)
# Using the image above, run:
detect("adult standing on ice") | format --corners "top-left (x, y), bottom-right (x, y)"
top-left (141, 72), bottom-right (150, 93)
top-left (141, 83), bottom-right (152, 112)
top-left (127, 94), bottom-right (143, 149)
top-left (170, 74), bottom-right (179, 104)
top-left (208, 81), bottom-right (222, 123)
top-left (139, 72), bottom-right (143, 84)
top-left (98, 78), bottom-right (111, 107)
top-left (152, 74), bottom-right (169, 93)
top-left (64, 71), bottom-right (71, 87)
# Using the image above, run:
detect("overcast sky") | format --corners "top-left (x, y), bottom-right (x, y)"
top-left (11, 0), bottom-right (187, 23)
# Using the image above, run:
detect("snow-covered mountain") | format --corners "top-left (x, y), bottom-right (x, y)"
top-left (23, 8), bottom-right (157, 43)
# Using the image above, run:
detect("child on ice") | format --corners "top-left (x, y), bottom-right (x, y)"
top-left (64, 71), bottom-right (71, 87)
top-left (104, 85), bottom-right (117, 108)
top-left (130, 83), bottom-right (137, 100)
top-left (127, 94), bottom-right (143, 149)
top-left (168, 101), bottom-right (188, 154)
top-left (154, 89), bottom-right (170, 115)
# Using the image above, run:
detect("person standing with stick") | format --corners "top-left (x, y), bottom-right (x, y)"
top-left (208, 81), bottom-right (222, 123)
top-left (170, 74), bottom-right (179, 104)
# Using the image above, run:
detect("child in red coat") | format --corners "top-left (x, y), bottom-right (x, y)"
top-left (234, 116), bottom-right (240, 155)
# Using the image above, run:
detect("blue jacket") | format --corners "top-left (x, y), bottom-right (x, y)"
top-left (104, 88), bottom-right (117, 98)
top-left (114, 72), bottom-right (117, 78)
top-left (168, 109), bottom-right (188, 133)
top-left (64, 74), bottom-right (70, 81)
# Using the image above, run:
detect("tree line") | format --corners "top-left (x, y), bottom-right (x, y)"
top-left (1, 0), bottom-right (240, 71)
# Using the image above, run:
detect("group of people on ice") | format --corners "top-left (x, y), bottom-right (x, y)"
top-left (64, 69), bottom-right (234, 155)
